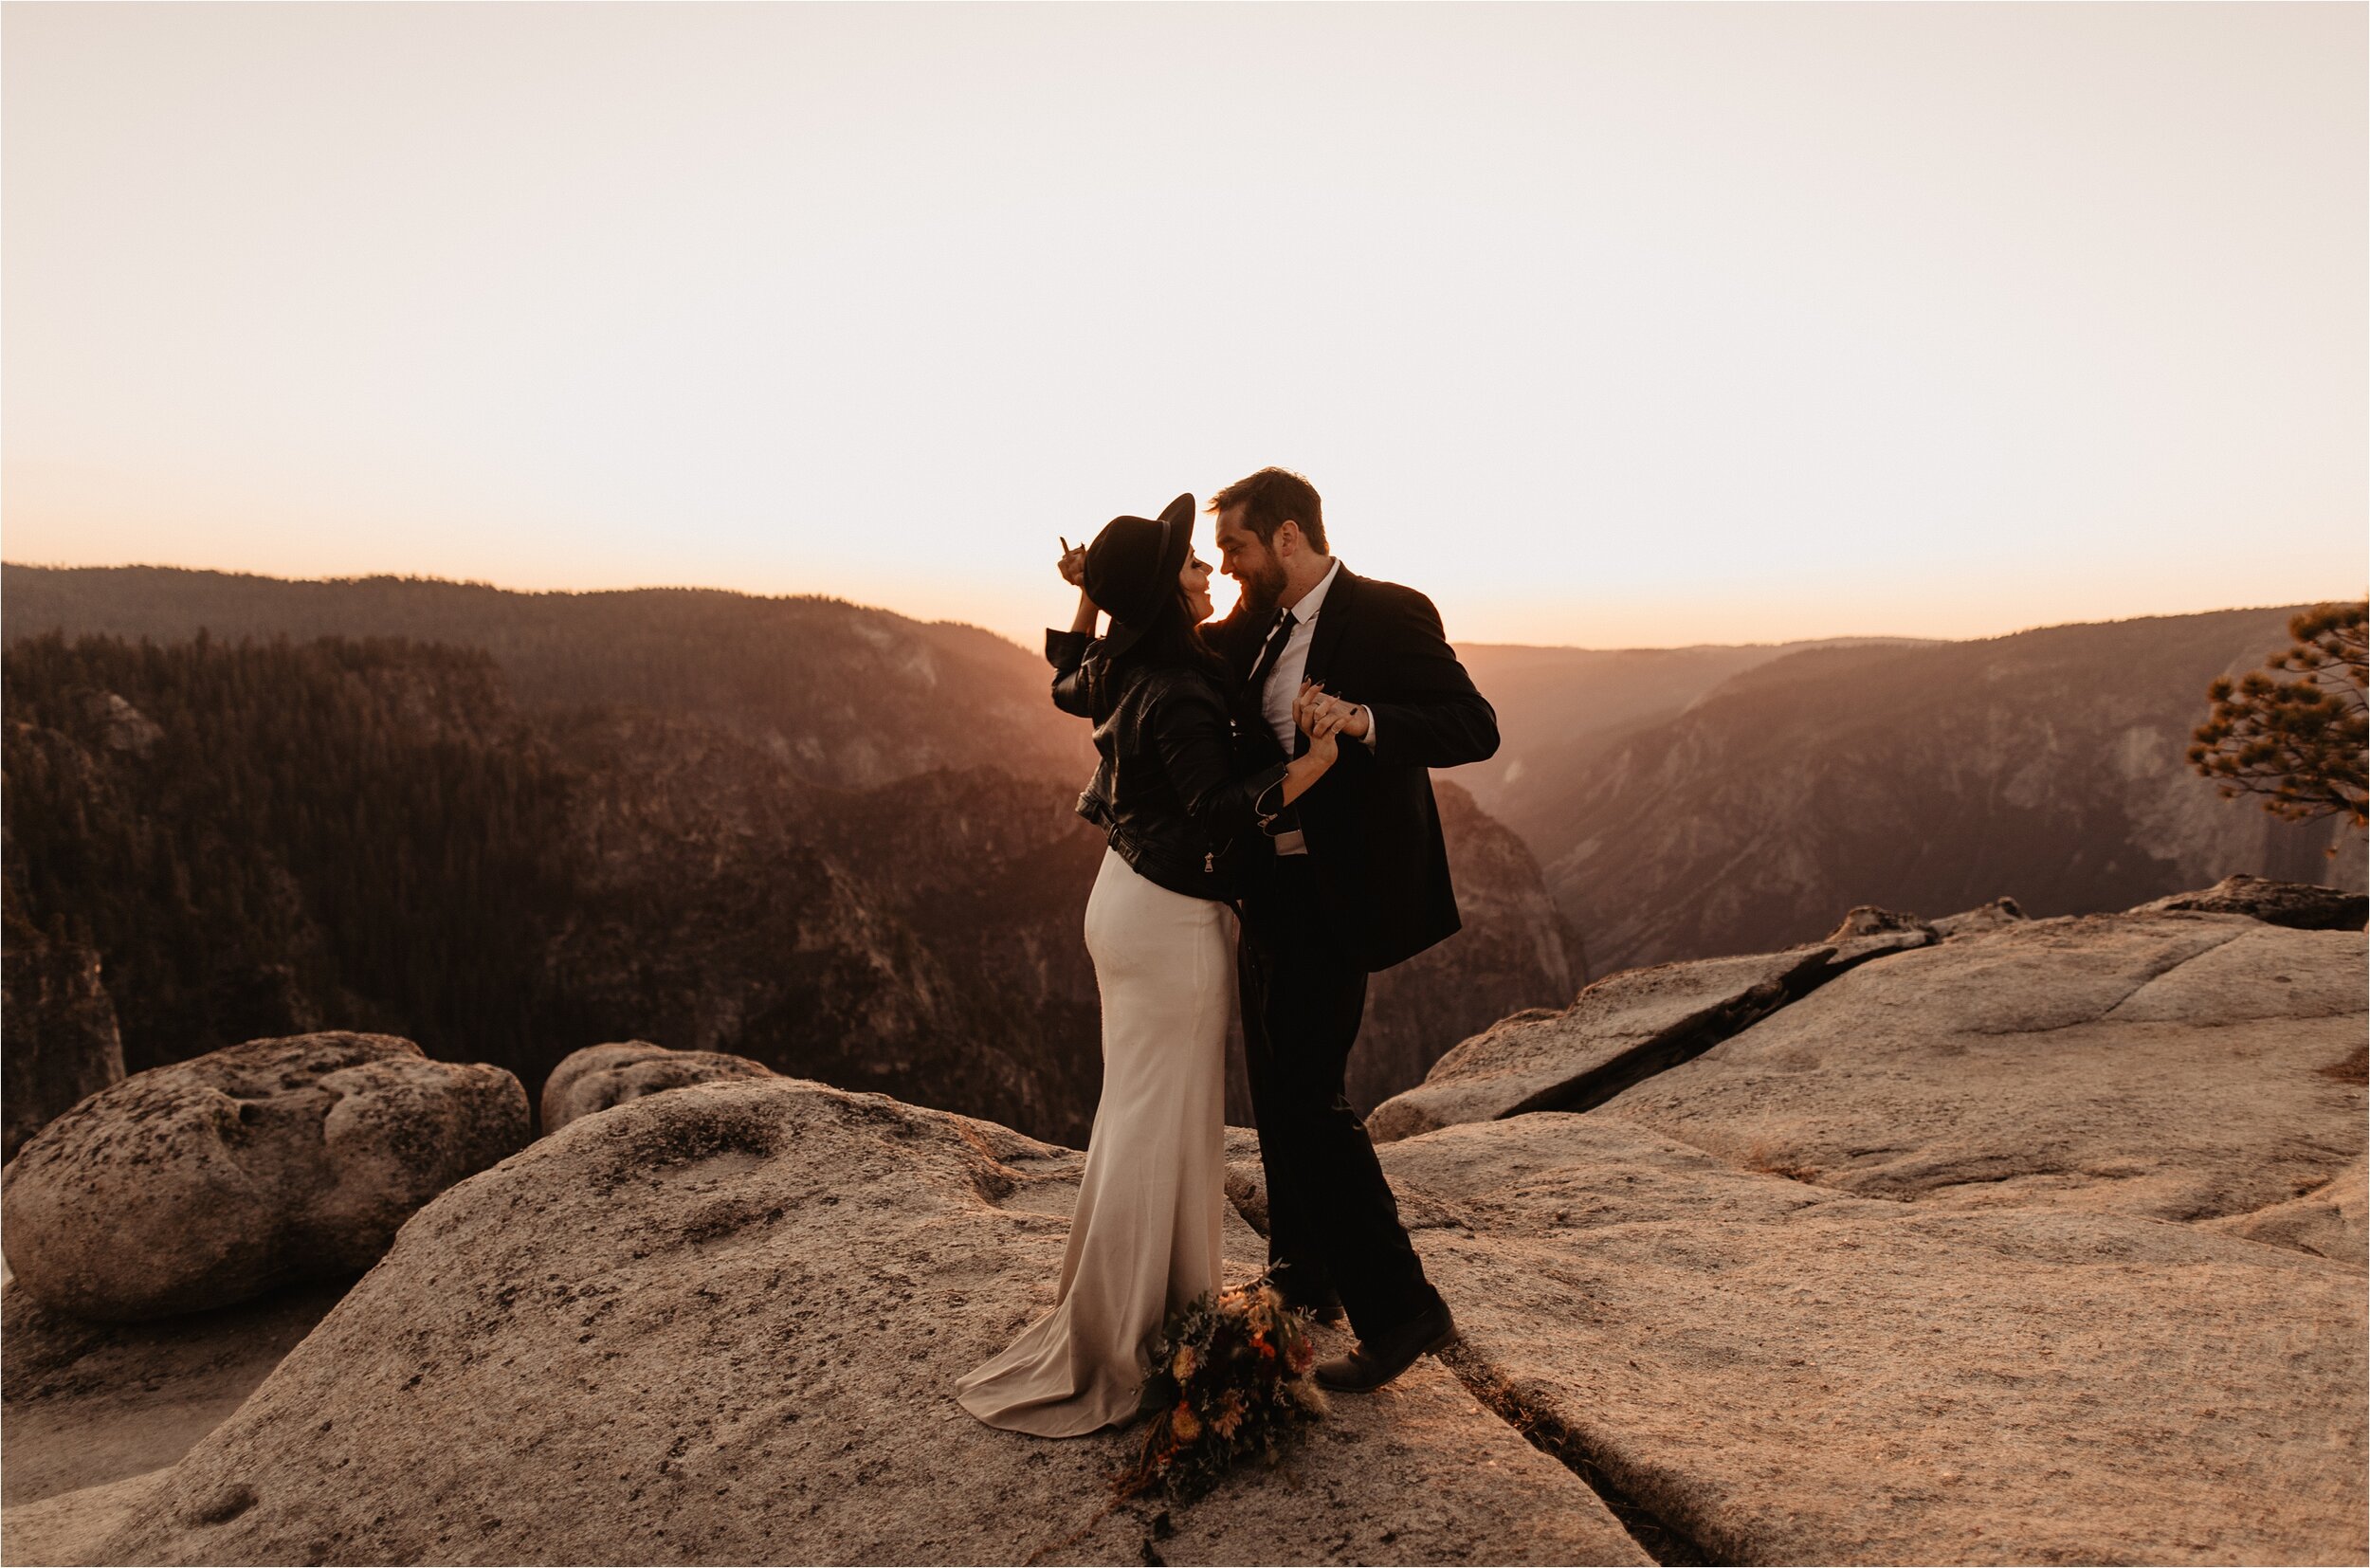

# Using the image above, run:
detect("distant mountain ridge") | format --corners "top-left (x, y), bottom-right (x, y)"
top-left (1527, 604), bottom-right (2366, 973)
top-left (0, 564), bottom-right (1092, 791)
top-left (1456, 636), bottom-right (1937, 844)
top-left (11, 561), bottom-right (2358, 999)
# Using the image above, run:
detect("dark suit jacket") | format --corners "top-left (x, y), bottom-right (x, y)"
top-left (1210, 565), bottom-right (1499, 972)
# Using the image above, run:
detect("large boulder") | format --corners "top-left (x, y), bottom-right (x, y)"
top-left (538, 1041), bottom-right (775, 1132)
top-left (1367, 950), bottom-right (1828, 1144)
top-left (0, 1033), bottom-right (527, 1321)
top-left (1595, 911), bottom-right (2368, 1233)
top-left (98, 1078), bottom-right (1649, 1567)
top-left (1367, 935), bottom-right (1917, 1144)
top-left (1379, 1114), bottom-right (2368, 1565)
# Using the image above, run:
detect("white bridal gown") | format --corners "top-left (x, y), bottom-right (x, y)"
top-left (956, 846), bottom-right (1230, 1435)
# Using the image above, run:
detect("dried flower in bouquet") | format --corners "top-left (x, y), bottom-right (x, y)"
top-left (1113, 1277), bottom-right (1328, 1504)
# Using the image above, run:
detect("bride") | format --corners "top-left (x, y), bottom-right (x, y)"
top-left (956, 493), bottom-right (1346, 1436)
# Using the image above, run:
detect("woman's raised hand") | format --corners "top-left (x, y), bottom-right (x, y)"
top-left (1058, 538), bottom-right (1089, 590)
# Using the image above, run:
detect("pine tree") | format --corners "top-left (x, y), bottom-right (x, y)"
top-left (2188, 600), bottom-right (2369, 840)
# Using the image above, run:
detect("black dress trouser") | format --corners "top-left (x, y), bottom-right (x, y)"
top-left (1237, 854), bottom-right (1442, 1339)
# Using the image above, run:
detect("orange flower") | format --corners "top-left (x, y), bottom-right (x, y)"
top-left (1170, 1402), bottom-right (1202, 1442)
top-left (1172, 1346), bottom-right (1197, 1382)
top-left (1212, 1392), bottom-right (1247, 1439)
top-left (1286, 1338), bottom-right (1315, 1375)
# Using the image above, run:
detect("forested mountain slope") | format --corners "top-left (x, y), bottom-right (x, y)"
top-left (2, 634), bottom-right (1574, 1149)
top-left (1533, 605), bottom-right (2365, 973)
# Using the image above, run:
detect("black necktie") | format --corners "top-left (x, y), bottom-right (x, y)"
top-left (1245, 609), bottom-right (1297, 696)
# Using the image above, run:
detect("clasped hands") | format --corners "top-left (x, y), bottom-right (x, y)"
top-left (1295, 680), bottom-right (1369, 752)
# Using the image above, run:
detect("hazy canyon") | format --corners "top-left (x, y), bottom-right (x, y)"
top-left (1, 563), bottom-right (2363, 1564)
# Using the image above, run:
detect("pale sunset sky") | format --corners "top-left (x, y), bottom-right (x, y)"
top-left (4, 3), bottom-right (2362, 649)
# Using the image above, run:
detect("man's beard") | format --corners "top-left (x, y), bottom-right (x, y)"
top-left (1233, 557), bottom-right (1288, 620)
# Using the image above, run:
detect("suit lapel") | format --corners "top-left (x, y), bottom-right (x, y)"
top-left (1303, 565), bottom-right (1358, 689)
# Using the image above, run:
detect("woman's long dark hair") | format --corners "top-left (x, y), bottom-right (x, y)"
top-left (1087, 587), bottom-right (1231, 720)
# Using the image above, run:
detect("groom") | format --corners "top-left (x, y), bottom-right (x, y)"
top-left (1204, 466), bottom-right (1499, 1393)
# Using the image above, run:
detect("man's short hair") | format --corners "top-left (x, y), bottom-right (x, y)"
top-left (1210, 467), bottom-right (1326, 555)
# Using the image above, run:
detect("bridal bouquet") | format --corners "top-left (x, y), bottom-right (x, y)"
top-left (1115, 1279), bottom-right (1328, 1504)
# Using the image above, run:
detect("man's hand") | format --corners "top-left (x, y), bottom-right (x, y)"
top-left (1294, 682), bottom-right (1370, 741)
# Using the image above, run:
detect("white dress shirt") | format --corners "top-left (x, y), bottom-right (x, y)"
top-left (1257, 558), bottom-right (1380, 753)
top-left (1255, 560), bottom-right (1376, 853)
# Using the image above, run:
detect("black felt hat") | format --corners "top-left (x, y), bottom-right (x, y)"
top-left (1085, 492), bottom-right (1195, 655)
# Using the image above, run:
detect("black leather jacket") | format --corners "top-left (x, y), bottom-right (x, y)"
top-left (1047, 629), bottom-right (1289, 903)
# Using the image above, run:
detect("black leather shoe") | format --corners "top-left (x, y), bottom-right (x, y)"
top-left (1315, 1297), bottom-right (1457, 1393)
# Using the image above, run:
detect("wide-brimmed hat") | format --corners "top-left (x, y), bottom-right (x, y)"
top-left (1085, 492), bottom-right (1195, 656)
